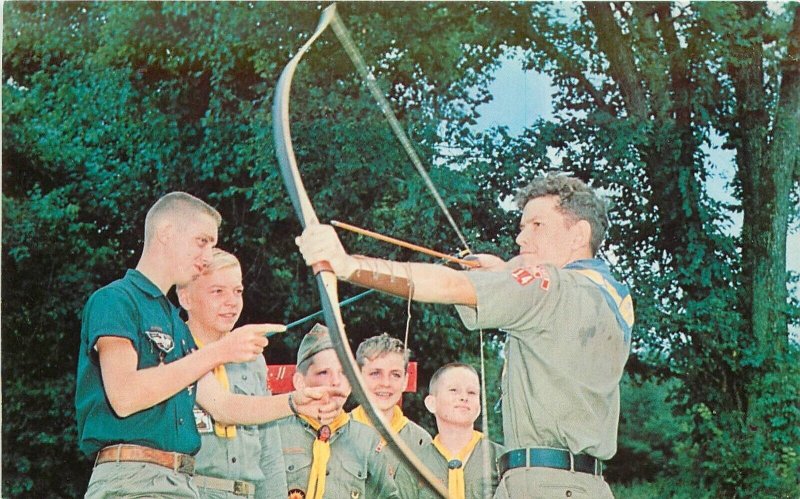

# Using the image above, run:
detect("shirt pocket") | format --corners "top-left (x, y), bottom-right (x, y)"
top-left (335, 455), bottom-right (368, 499)
top-left (283, 451), bottom-right (312, 491)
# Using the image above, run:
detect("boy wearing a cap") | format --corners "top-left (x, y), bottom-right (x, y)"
top-left (395, 363), bottom-right (503, 499)
top-left (271, 324), bottom-right (399, 499)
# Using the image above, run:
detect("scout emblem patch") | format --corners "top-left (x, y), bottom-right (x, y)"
top-left (288, 489), bottom-right (306, 499)
top-left (145, 328), bottom-right (174, 354)
top-left (193, 407), bottom-right (213, 434)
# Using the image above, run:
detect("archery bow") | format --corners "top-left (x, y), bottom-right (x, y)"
top-left (272, 5), bottom-right (448, 497)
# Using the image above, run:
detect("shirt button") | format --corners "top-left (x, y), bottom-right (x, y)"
top-left (288, 465), bottom-right (294, 471)
top-left (242, 375), bottom-right (248, 380)
top-left (178, 418), bottom-right (184, 425)
top-left (231, 457), bottom-right (237, 463)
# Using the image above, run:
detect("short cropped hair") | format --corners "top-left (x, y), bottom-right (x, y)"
top-left (514, 175), bottom-right (608, 255)
top-left (356, 333), bottom-right (411, 371)
top-left (144, 192), bottom-right (222, 246)
top-left (176, 248), bottom-right (239, 291)
top-left (428, 362), bottom-right (479, 394)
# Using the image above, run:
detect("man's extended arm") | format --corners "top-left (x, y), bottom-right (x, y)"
top-left (297, 224), bottom-right (479, 306)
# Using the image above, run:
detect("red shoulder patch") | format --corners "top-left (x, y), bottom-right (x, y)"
top-left (511, 266), bottom-right (550, 290)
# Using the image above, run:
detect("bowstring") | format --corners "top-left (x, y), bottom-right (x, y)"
top-left (329, 13), bottom-right (472, 255)
top-left (328, 13), bottom-right (493, 491)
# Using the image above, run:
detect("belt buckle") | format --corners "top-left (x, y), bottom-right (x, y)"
top-left (233, 481), bottom-right (250, 496)
top-left (176, 454), bottom-right (194, 475)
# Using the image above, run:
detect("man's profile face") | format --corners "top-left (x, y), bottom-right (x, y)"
top-left (515, 195), bottom-right (577, 268)
top-left (167, 213), bottom-right (218, 286)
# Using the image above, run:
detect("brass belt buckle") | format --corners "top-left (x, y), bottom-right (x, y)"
top-left (233, 481), bottom-right (250, 496)
top-left (176, 454), bottom-right (195, 475)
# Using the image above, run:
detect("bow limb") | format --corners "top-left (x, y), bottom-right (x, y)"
top-left (271, 5), bottom-right (448, 498)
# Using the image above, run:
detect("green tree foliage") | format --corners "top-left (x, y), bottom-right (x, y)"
top-left (455, 2), bottom-right (799, 496)
top-left (2, 3), bottom-right (504, 496)
top-left (3, 2), bottom-right (798, 497)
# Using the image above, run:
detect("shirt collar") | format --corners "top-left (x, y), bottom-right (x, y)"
top-left (126, 269), bottom-right (166, 299)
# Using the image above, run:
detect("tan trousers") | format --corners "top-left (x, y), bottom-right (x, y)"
top-left (493, 466), bottom-right (614, 499)
top-left (85, 462), bottom-right (199, 498)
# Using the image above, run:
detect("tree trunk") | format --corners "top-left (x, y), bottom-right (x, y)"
top-left (736, 4), bottom-right (798, 357)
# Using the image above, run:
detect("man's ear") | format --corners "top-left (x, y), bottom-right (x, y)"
top-left (156, 221), bottom-right (174, 246)
top-left (424, 394), bottom-right (437, 414)
top-left (571, 219), bottom-right (592, 251)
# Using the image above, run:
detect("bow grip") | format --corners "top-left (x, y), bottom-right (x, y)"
top-left (312, 261), bottom-right (334, 275)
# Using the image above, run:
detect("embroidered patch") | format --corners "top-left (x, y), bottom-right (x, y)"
top-left (193, 407), bottom-right (213, 433)
top-left (511, 266), bottom-right (551, 290)
top-left (511, 268), bottom-right (534, 286)
top-left (288, 488), bottom-right (306, 499)
top-left (145, 329), bottom-right (174, 354)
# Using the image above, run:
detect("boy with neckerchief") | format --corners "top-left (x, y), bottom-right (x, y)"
top-left (395, 363), bottom-right (504, 499)
top-left (178, 248), bottom-right (288, 499)
top-left (350, 333), bottom-right (432, 478)
top-left (270, 324), bottom-right (399, 499)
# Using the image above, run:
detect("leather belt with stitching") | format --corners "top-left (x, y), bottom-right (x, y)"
top-left (194, 475), bottom-right (255, 497)
top-left (94, 444), bottom-right (195, 475)
top-left (498, 447), bottom-right (603, 477)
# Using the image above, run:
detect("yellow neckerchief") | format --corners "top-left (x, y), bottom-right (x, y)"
top-left (191, 334), bottom-right (235, 438)
top-left (351, 404), bottom-right (409, 444)
top-left (431, 430), bottom-right (483, 499)
top-left (299, 412), bottom-right (351, 499)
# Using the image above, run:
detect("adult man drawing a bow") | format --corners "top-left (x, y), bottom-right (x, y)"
top-left (296, 174), bottom-right (634, 499)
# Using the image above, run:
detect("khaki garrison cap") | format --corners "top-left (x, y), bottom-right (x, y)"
top-left (297, 323), bottom-right (333, 365)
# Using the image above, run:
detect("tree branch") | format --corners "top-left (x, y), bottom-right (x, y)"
top-left (584, 1), bottom-right (649, 120)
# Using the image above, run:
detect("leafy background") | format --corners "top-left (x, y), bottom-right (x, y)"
top-left (3, 2), bottom-right (798, 497)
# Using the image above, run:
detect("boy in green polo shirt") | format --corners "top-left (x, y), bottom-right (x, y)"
top-left (395, 363), bottom-right (503, 499)
top-left (76, 192), bottom-right (343, 498)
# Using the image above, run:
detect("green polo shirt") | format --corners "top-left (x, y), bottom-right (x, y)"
top-left (75, 269), bottom-right (200, 455)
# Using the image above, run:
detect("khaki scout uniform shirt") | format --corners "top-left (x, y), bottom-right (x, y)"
top-left (455, 260), bottom-right (632, 459)
top-left (395, 437), bottom-right (504, 499)
top-left (192, 357), bottom-right (287, 499)
top-left (272, 415), bottom-right (399, 498)
top-left (375, 418), bottom-right (431, 479)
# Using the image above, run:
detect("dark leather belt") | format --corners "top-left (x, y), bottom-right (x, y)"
top-left (95, 444), bottom-right (195, 475)
top-left (498, 448), bottom-right (602, 476)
